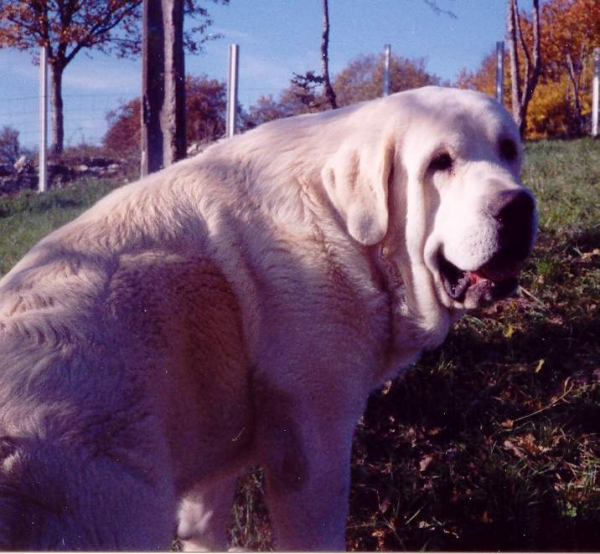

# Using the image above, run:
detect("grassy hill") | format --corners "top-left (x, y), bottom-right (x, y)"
top-left (0, 139), bottom-right (598, 551)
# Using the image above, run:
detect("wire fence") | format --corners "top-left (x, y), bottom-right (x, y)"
top-left (2, 49), bottom-right (597, 153)
top-left (0, 84), bottom-right (285, 153)
top-left (0, 92), bottom-right (141, 151)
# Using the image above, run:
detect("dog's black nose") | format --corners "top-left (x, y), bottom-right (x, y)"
top-left (490, 189), bottom-right (536, 229)
top-left (486, 189), bottom-right (537, 272)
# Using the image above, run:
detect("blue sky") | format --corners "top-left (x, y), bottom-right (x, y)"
top-left (0, 0), bottom-right (508, 149)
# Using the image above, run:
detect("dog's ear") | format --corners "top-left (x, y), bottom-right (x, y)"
top-left (321, 135), bottom-right (395, 245)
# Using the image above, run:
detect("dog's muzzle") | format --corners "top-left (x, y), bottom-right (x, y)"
top-left (440, 189), bottom-right (537, 305)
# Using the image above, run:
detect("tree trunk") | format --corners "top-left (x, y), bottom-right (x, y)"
top-left (162, 0), bottom-right (186, 165)
top-left (141, 0), bottom-right (186, 176)
top-left (321, 0), bottom-right (337, 110)
top-left (50, 63), bottom-right (65, 157)
top-left (507, 0), bottom-right (541, 136)
top-left (141, 0), bottom-right (165, 175)
top-left (507, 0), bottom-right (522, 129)
top-left (566, 53), bottom-right (583, 134)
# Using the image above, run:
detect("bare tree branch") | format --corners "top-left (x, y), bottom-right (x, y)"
top-left (507, 0), bottom-right (541, 135)
top-left (422, 0), bottom-right (457, 19)
top-left (321, 0), bottom-right (338, 109)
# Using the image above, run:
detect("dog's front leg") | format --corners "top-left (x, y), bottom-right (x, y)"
top-left (255, 387), bottom-right (364, 551)
top-left (177, 477), bottom-right (238, 551)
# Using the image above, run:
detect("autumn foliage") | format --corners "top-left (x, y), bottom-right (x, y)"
top-left (0, 0), bottom-right (144, 155)
top-left (245, 53), bottom-right (439, 127)
top-left (0, 0), bottom-right (227, 157)
top-left (458, 0), bottom-right (600, 138)
top-left (104, 75), bottom-right (227, 164)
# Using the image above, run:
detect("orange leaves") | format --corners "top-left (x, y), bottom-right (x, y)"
top-left (0, 0), bottom-right (143, 60)
top-left (457, 0), bottom-right (600, 138)
top-left (530, 0), bottom-right (600, 134)
top-left (455, 50), bottom-right (498, 97)
top-left (541, 0), bottom-right (600, 70)
top-left (503, 432), bottom-right (556, 459)
top-left (0, 2), bottom-right (42, 51)
top-left (333, 53), bottom-right (439, 108)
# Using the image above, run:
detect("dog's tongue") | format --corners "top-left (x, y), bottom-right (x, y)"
top-left (466, 270), bottom-right (487, 284)
top-left (469, 263), bottom-right (520, 284)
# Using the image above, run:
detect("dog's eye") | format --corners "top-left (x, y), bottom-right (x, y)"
top-left (499, 139), bottom-right (518, 162)
top-left (429, 152), bottom-right (453, 173)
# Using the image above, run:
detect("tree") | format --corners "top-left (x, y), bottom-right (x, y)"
top-left (507, 0), bottom-right (542, 135)
top-left (320, 0), bottom-right (337, 110)
top-left (301, 0), bottom-right (453, 113)
top-left (0, 126), bottom-right (20, 165)
top-left (456, 48), bottom-right (501, 98)
top-left (0, 0), bottom-right (226, 157)
top-left (245, 95), bottom-right (294, 128)
top-left (457, 0), bottom-right (600, 138)
top-left (245, 53), bottom-right (440, 128)
top-left (104, 98), bottom-right (142, 162)
top-left (288, 71), bottom-right (328, 112)
top-left (0, 1), bottom-right (140, 156)
top-left (185, 75), bottom-right (227, 146)
top-left (244, 83), bottom-right (319, 128)
top-left (290, 0), bottom-right (338, 113)
top-left (540, 0), bottom-right (600, 134)
top-left (422, 0), bottom-right (457, 18)
top-left (142, 0), bottom-right (187, 175)
top-left (333, 53), bottom-right (440, 107)
top-left (104, 75), bottom-right (226, 161)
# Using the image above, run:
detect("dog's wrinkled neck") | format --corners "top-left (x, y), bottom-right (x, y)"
top-left (372, 242), bottom-right (455, 383)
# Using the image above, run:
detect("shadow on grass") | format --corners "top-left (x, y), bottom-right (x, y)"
top-left (349, 302), bottom-right (600, 551)
top-left (227, 304), bottom-right (600, 551)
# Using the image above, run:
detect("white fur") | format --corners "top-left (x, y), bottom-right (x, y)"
top-left (0, 87), bottom-right (534, 550)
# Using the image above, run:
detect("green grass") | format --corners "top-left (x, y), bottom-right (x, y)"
top-left (0, 179), bottom-right (121, 276)
top-left (1, 140), bottom-right (598, 550)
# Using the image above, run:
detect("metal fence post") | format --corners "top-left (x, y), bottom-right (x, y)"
top-left (495, 41), bottom-right (505, 105)
top-left (39, 45), bottom-right (48, 193)
top-left (592, 47), bottom-right (599, 138)
top-left (226, 44), bottom-right (239, 138)
top-left (383, 44), bottom-right (391, 97)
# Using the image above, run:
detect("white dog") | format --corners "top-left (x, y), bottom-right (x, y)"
top-left (0, 87), bottom-right (536, 550)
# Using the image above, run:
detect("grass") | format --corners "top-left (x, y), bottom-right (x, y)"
top-left (0, 179), bottom-right (121, 275)
top-left (0, 139), bottom-right (598, 550)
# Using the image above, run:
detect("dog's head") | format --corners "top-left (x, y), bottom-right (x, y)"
top-left (322, 86), bottom-right (537, 318)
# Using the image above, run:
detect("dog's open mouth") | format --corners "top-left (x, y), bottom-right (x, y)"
top-left (438, 254), bottom-right (519, 305)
